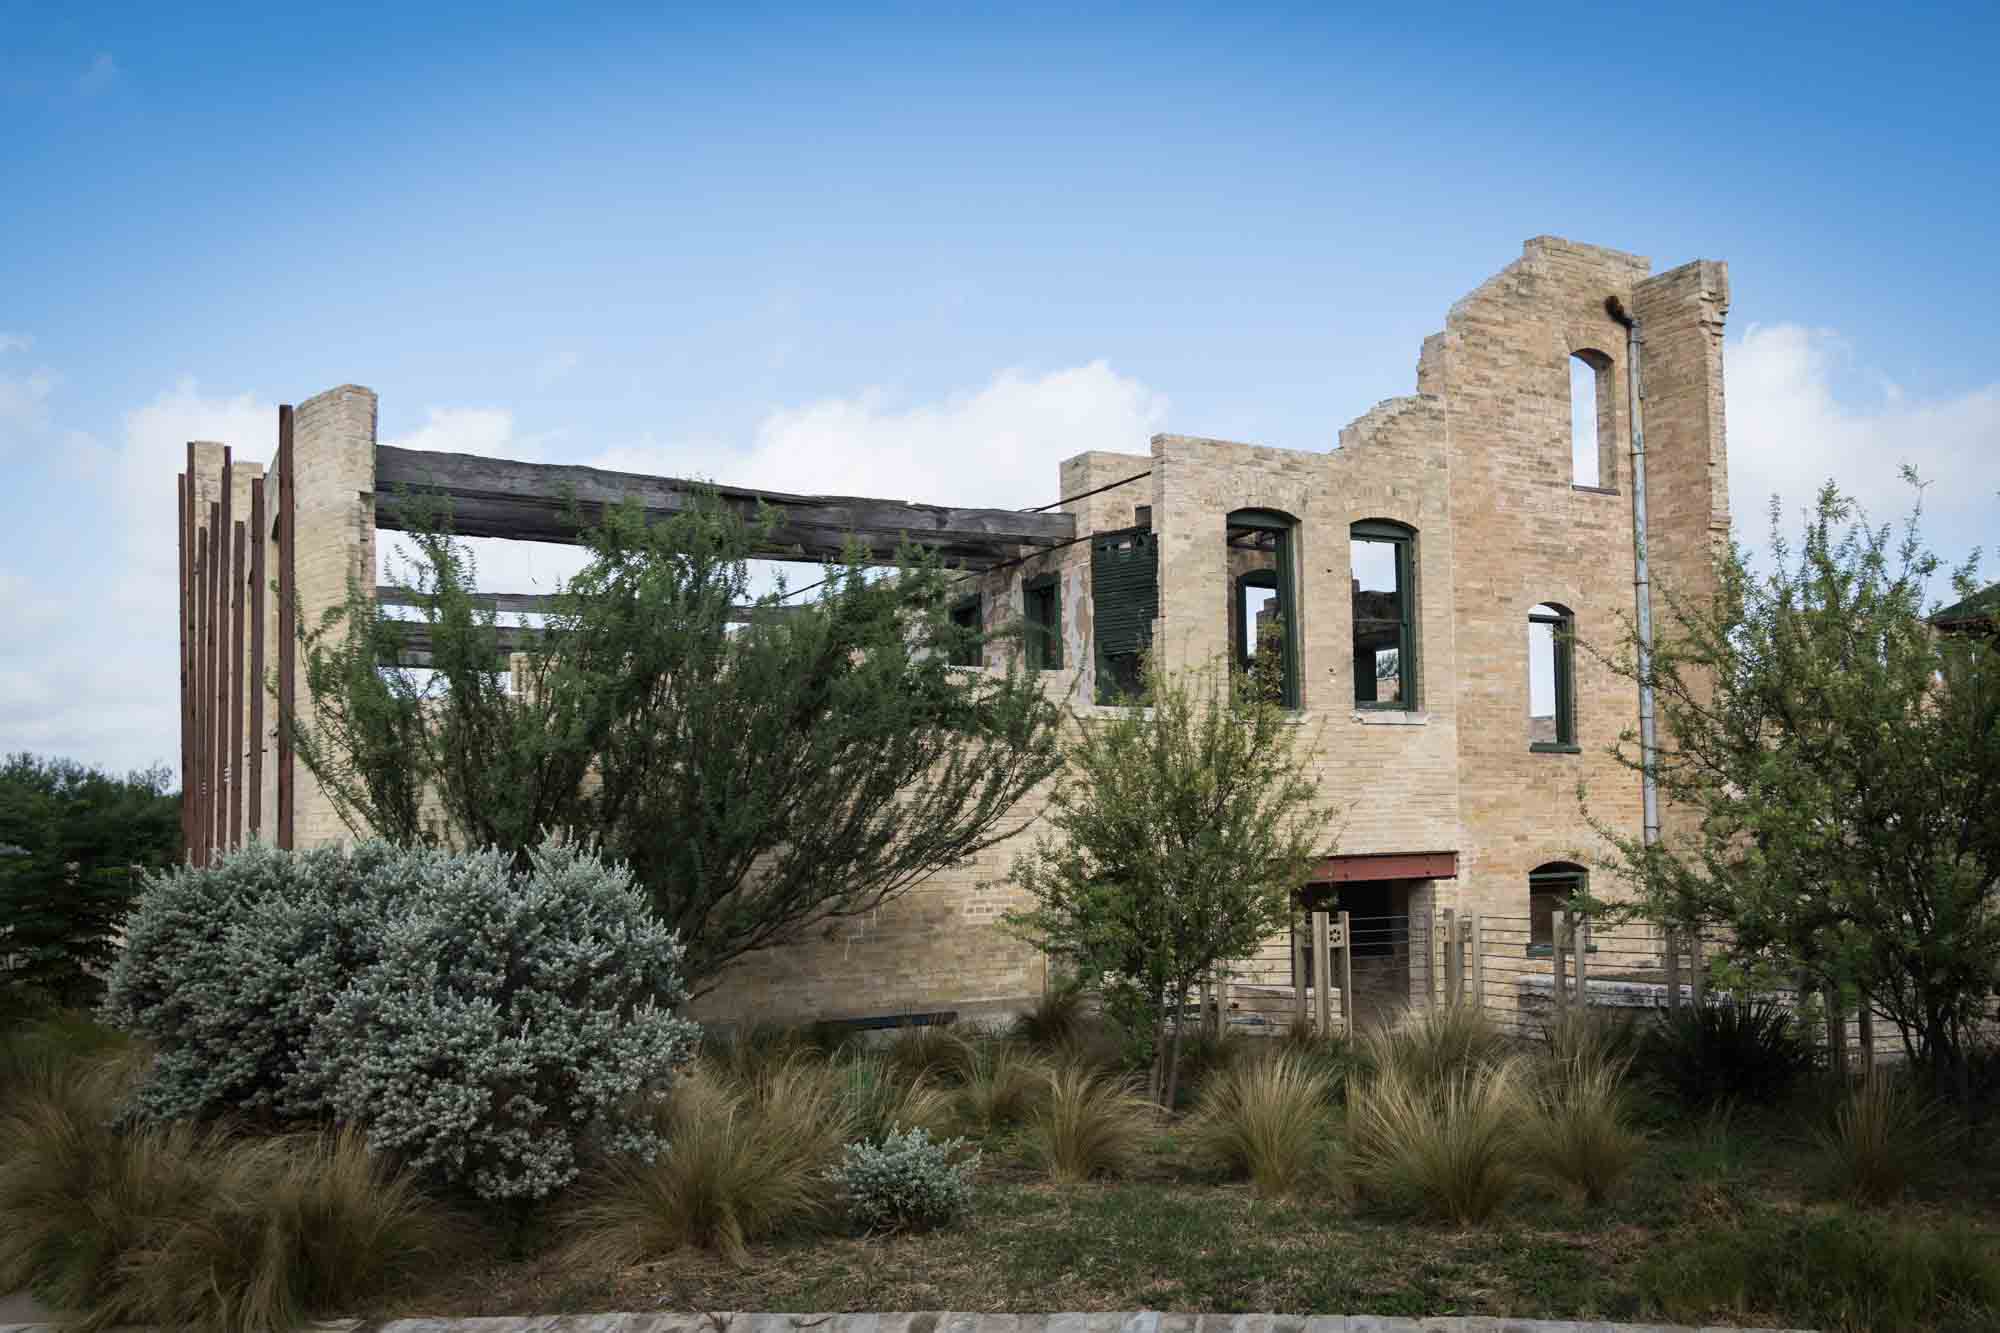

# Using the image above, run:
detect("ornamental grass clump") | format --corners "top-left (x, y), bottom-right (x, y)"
top-left (563, 1058), bottom-right (851, 1266)
top-left (1814, 1072), bottom-right (1952, 1206)
top-left (829, 1053), bottom-right (955, 1143)
top-left (953, 1041), bottom-right (1051, 1134)
top-left (1186, 1050), bottom-right (1335, 1196)
top-left (1517, 1055), bottom-right (1644, 1205)
top-left (0, 1048), bottom-right (462, 1333)
top-left (1363, 1002), bottom-right (1509, 1092)
top-left (1025, 1063), bottom-right (1156, 1183)
top-left (827, 1126), bottom-right (980, 1233)
top-left (1345, 1058), bottom-right (1524, 1224)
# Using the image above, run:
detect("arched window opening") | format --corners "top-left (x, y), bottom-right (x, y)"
top-left (1530, 861), bottom-right (1587, 953)
top-left (1351, 520), bottom-right (1416, 710)
top-left (1227, 509), bottom-right (1299, 708)
top-left (1528, 602), bottom-right (1576, 750)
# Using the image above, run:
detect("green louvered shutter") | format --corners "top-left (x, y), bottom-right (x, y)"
top-left (1092, 526), bottom-right (1158, 701)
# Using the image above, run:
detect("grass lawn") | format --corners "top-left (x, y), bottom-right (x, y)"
top-left (391, 1096), bottom-right (2000, 1331)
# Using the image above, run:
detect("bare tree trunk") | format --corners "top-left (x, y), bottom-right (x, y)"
top-left (1162, 997), bottom-right (1188, 1110)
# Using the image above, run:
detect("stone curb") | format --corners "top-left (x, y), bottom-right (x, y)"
top-left (0, 1310), bottom-right (1812, 1333)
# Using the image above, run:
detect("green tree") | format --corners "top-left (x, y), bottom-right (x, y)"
top-left (0, 754), bottom-right (181, 1009)
top-left (1590, 475), bottom-right (1997, 1096)
top-left (294, 495), bottom-right (1066, 992)
top-left (1005, 652), bottom-right (1333, 1108)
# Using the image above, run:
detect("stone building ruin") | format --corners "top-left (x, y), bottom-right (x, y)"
top-left (175, 236), bottom-right (1729, 1027)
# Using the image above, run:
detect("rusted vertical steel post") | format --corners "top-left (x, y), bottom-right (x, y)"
top-left (177, 474), bottom-right (192, 860)
top-left (229, 519), bottom-right (246, 850)
top-left (249, 476), bottom-right (266, 840)
top-left (276, 406), bottom-right (296, 850)
top-left (194, 520), bottom-right (211, 866)
top-left (214, 451), bottom-right (232, 854)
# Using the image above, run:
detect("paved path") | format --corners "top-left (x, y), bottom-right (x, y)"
top-left (0, 1310), bottom-right (1810, 1332)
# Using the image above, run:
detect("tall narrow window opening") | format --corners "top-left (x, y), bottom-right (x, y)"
top-left (949, 594), bottom-right (982, 668)
top-left (1226, 509), bottom-right (1299, 708)
top-left (1570, 355), bottom-right (1600, 486)
top-left (1025, 575), bottom-right (1062, 671)
top-left (1351, 520), bottom-right (1415, 709)
top-left (1528, 602), bottom-right (1576, 750)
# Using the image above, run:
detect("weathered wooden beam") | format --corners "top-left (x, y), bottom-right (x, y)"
top-left (177, 472), bottom-right (192, 860)
top-left (371, 446), bottom-right (1073, 569)
top-left (374, 585), bottom-right (803, 626)
top-left (229, 520), bottom-right (246, 852)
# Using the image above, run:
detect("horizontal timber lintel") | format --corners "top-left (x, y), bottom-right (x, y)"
top-left (372, 446), bottom-right (1073, 569)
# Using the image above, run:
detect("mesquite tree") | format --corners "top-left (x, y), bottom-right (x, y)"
top-left (1590, 473), bottom-right (1997, 1095)
top-left (295, 495), bottom-right (1065, 992)
top-left (1005, 652), bottom-right (1332, 1107)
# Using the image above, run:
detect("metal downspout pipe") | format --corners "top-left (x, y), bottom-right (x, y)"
top-left (1606, 294), bottom-right (1677, 1009)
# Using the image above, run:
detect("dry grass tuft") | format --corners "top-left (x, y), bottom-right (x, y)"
top-left (1025, 1063), bottom-right (1156, 1183)
top-left (1517, 1055), bottom-right (1644, 1205)
top-left (1814, 1072), bottom-right (1952, 1206)
top-left (563, 1058), bottom-right (851, 1266)
top-left (1186, 1050), bottom-right (1335, 1196)
top-left (0, 1048), bottom-right (461, 1331)
top-left (1362, 1003), bottom-right (1509, 1092)
top-left (954, 1042), bottom-right (1052, 1134)
top-left (1345, 1058), bottom-right (1524, 1224)
top-left (829, 1054), bottom-right (955, 1143)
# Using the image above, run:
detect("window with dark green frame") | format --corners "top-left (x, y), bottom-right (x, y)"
top-left (1226, 510), bottom-right (1299, 709)
top-left (949, 595), bottom-right (982, 668)
top-left (1024, 575), bottom-right (1062, 671)
top-left (1351, 520), bottom-right (1415, 709)
top-left (1528, 602), bottom-right (1576, 751)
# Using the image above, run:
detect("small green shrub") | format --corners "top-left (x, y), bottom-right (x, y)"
top-left (1517, 1056), bottom-right (1644, 1205)
top-left (1639, 997), bottom-right (1813, 1106)
top-left (827, 1126), bottom-right (979, 1233)
top-left (1186, 1050), bottom-right (1334, 1196)
top-left (1346, 1058), bottom-right (1523, 1224)
top-left (1363, 1003), bottom-right (1509, 1092)
top-left (562, 1059), bottom-right (849, 1265)
top-left (1638, 1210), bottom-right (2000, 1332)
top-left (1815, 1073), bottom-right (1952, 1206)
top-left (1025, 1063), bottom-right (1155, 1183)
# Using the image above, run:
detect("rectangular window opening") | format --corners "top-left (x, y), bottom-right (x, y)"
top-left (1528, 603), bottom-right (1575, 749)
top-left (1228, 512), bottom-right (1298, 708)
top-left (1092, 525), bottom-right (1158, 704)
top-left (1351, 525), bottom-right (1414, 710)
top-left (949, 595), bottom-right (982, 668)
top-left (1025, 575), bottom-right (1062, 671)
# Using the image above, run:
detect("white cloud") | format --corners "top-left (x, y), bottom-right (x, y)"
top-left (1726, 324), bottom-right (1998, 589)
top-left (0, 334), bottom-right (31, 355)
top-left (0, 379), bottom-right (275, 774)
top-left (77, 53), bottom-right (118, 95)
top-left (599, 360), bottom-right (1169, 511)
top-left (0, 365), bottom-right (56, 433)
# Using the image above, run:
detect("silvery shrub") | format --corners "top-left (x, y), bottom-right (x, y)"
top-left (103, 838), bottom-right (699, 1201)
top-left (828, 1126), bottom-right (980, 1232)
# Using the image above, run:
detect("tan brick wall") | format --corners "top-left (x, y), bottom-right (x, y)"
top-left (221, 236), bottom-right (1727, 1026)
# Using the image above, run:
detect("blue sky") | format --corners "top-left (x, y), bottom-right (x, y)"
top-left (3, 2), bottom-right (1996, 772)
